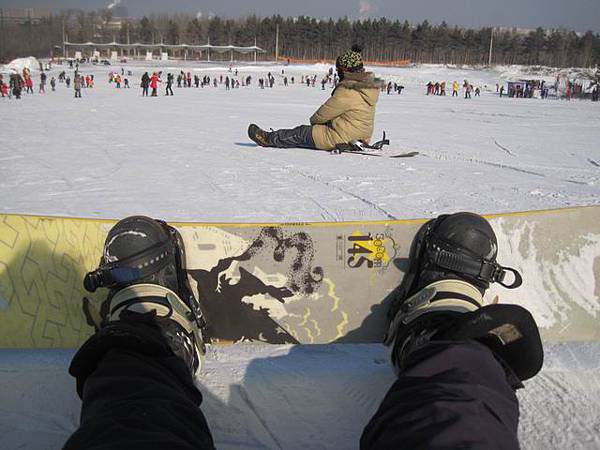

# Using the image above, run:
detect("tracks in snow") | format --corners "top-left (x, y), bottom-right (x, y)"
top-left (288, 167), bottom-right (399, 220)
top-left (422, 149), bottom-right (595, 186)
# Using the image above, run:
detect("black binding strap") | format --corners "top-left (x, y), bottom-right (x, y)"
top-left (362, 131), bottom-right (390, 150)
top-left (84, 240), bottom-right (171, 292)
top-left (430, 247), bottom-right (522, 289)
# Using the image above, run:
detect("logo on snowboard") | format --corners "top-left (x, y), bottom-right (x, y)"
top-left (338, 232), bottom-right (397, 269)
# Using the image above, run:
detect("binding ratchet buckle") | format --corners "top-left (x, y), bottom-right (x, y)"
top-left (430, 242), bottom-right (523, 289)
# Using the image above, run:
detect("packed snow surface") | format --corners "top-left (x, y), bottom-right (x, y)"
top-left (0, 62), bottom-right (598, 221)
top-left (0, 61), bottom-right (599, 449)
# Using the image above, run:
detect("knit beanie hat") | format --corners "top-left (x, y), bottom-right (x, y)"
top-left (336, 45), bottom-right (364, 72)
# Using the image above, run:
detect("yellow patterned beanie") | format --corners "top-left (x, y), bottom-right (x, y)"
top-left (336, 46), bottom-right (364, 72)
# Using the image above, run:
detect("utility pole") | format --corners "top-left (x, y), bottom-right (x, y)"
top-left (62, 16), bottom-right (66, 58)
top-left (488, 27), bottom-right (494, 66)
top-left (275, 23), bottom-right (279, 62)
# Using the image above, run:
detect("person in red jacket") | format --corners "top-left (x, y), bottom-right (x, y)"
top-left (150, 72), bottom-right (160, 97)
top-left (25, 75), bottom-right (34, 94)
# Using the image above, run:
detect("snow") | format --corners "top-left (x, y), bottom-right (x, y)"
top-left (0, 61), bottom-right (599, 449)
top-left (3, 56), bottom-right (40, 74)
top-left (0, 62), bottom-right (598, 221)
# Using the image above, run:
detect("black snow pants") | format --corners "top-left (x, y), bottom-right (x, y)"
top-left (65, 327), bottom-right (519, 450)
top-left (361, 341), bottom-right (520, 449)
top-left (64, 323), bottom-right (215, 450)
top-left (270, 125), bottom-right (317, 149)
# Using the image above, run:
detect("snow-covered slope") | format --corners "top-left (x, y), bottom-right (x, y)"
top-left (0, 61), bottom-right (598, 449)
top-left (0, 62), bottom-right (597, 221)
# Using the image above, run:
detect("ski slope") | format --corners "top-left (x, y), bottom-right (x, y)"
top-left (0, 61), bottom-right (599, 449)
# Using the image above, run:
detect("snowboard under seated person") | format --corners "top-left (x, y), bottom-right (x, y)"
top-left (248, 46), bottom-right (383, 151)
top-left (64, 210), bottom-right (543, 450)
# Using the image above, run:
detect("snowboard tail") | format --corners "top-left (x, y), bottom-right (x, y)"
top-left (0, 206), bottom-right (599, 348)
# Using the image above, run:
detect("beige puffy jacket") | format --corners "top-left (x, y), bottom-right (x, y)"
top-left (310, 72), bottom-right (382, 150)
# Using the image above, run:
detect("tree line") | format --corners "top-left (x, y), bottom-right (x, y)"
top-left (1, 11), bottom-right (599, 67)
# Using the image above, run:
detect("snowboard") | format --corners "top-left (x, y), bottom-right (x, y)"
top-left (1, 206), bottom-right (599, 349)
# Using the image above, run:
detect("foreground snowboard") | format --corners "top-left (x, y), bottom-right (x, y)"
top-left (1, 206), bottom-right (599, 348)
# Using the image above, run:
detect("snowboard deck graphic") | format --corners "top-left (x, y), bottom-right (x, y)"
top-left (0, 206), bottom-right (599, 349)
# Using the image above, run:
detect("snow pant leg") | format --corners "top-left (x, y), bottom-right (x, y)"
top-left (64, 328), bottom-right (215, 450)
top-left (269, 125), bottom-right (316, 149)
top-left (361, 341), bottom-right (520, 450)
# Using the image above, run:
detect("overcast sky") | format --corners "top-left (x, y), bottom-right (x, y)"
top-left (3, 0), bottom-right (599, 32)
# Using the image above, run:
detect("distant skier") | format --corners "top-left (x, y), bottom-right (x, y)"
top-left (10, 74), bottom-right (23, 99)
top-left (463, 80), bottom-right (472, 99)
top-left (25, 75), bottom-right (33, 94)
top-left (50, 77), bottom-right (56, 91)
top-left (74, 73), bottom-right (82, 98)
top-left (39, 72), bottom-right (47, 93)
top-left (0, 79), bottom-right (8, 97)
top-left (248, 46), bottom-right (382, 151)
top-left (166, 73), bottom-right (174, 96)
top-left (141, 72), bottom-right (150, 97)
top-left (150, 73), bottom-right (160, 97)
top-left (452, 80), bottom-right (459, 97)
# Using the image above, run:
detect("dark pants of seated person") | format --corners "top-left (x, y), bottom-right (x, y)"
top-left (64, 323), bottom-right (215, 450)
top-left (270, 124), bottom-right (316, 149)
top-left (361, 341), bottom-right (520, 450)
top-left (65, 327), bottom-right (518, 450)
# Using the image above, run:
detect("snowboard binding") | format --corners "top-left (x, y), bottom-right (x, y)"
top-left (332, 131), bottom-right (390, 154)
top-left (384, 212), bottom-right (543, 384)
top-left (83, 216), bottom-right (207, 376)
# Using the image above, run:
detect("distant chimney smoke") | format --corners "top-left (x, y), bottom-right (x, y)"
top-left (107, 0), bottom-right (121, 10)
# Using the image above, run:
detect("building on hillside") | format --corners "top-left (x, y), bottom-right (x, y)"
top-left (104, 4), bottom-right (129, 31)
top-left (0, 7), bottom-right (52, 24)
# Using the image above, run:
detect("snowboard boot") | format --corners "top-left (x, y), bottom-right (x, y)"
top-left (385, 212), bottom-right (543, 385)
top-left (80, 216), bottom-right (206, 378)
top-left (248, 123), bottom-right (273, 147)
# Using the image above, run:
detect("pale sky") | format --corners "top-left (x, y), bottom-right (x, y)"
top-left (3, 0), bottom-right (600, 32)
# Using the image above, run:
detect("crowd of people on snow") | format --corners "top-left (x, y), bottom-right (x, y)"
top-left (2, 59), bottom-right (598, 103)
top-left (0, 65), bottom-right (96, 99)
top-left (422, 80), bottom-right (480, 98)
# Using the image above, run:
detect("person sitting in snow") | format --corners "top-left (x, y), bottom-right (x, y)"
top-left (247, 46), bottom-right (382, 151)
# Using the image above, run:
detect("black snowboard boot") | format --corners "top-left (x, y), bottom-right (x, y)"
top-left (385, 212), bottom-right (543, 385)
top-left (248, 123), bottom-right (272, 147)
top-left (80, 216), bottom-right (206, 378)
